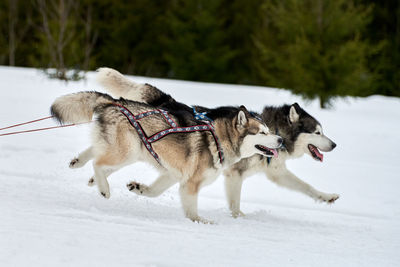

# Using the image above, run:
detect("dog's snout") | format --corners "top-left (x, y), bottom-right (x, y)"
top-left (331, 142), bottom-right (337, 150)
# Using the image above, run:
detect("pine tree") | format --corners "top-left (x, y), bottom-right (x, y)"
top-left (360, 0), bottom-right (400, 97)
top-left (254, 0), bottom-right (373, 108)
top-left (162, 0), bottom-right (236, 83)
top-left (0, 1), bottom-right (7, 65)
top-left (0, 0), bottom-right (34, 66)
top-left (94, 0), bottom-right (170, 77)
top-left (219, 0), bottom-right (264, 84)
top-left (32, 0), bottom-right (83, 80)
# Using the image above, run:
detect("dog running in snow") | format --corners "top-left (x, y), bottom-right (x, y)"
top-left (89, 68), bottom-right (339, 218)
top-left (51, 90), bottom-right (282, 223)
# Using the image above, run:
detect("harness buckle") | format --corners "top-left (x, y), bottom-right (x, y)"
top-left (192, 107), bottom-right (213, 122)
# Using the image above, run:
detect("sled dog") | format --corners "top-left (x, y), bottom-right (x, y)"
top-left (93, 68), bottom-right (339, 218)
top-left (51, 91), bottom-right (282, 223)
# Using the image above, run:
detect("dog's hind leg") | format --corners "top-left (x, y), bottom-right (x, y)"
top-left (69, 146), bottom-right (93, 169)
top-left (266, 165), bottom-right (339, 203)
top-left (92, 151), bottom-right (127, 198)
top-left (88, 168), bottom-right (115, 187)
top-left (92, 163), bottom-right (114, 198)
top-left (127, 173), bottom-right (176, 197)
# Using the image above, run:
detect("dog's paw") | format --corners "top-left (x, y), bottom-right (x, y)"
top-left (316, 193), bottom-right (339, 204)
top-left (69, 157), bottom-right (84, 169)
top-left (127, 181), bottom-right (145, 195)
top-left (100, 191), bottom-right (110, 199)
top-left (231, 210), bottom-right (246, 218)
top-left (88, 177), bottom-right (95, 187)
top-left (327, 193), bottom-right (340, 203)
top-left (190, 216), bottom-right (215, 225)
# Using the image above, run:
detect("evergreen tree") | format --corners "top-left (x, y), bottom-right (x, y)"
top-left (162, 0), bottom-right (236, 83)
top-left (219, 0), bottom-right (264, 84)
top-left (254, 0), bottom-right (373, 108)
top-left (0, 0), bottom-right (397, 99)
top-left (0, 1), bottom-right (7, 65)
top-left (31, 0), bottom-right (83, 80)
top-left (360, 0), bottom-right (400, 97)
top-left (0, 0), bottom-right (34, 66)
top-left (94, 0), bottom-right (170, 77)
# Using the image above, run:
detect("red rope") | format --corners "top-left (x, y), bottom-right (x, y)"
top-left (0, 121), bottom-right (91, 137)
top-left (0, 116), bottom-right (54, 131)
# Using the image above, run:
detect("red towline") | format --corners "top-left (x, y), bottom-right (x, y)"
top-left (0, 116), bottom-right (91, 137)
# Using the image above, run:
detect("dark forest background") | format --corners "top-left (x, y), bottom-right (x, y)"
top-left (0, 0), bottom-right (399, 107)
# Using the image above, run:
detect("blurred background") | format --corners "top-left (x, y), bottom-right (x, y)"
top-left (0, 0), bottom-right (398, 108)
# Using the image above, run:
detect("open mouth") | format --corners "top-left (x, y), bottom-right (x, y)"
top-left (308, 144), bottom-right (323, 162)
top-left (255, 145), bottom-right (278, 158)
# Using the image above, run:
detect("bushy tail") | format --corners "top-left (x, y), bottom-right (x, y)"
top-left (50, 91), bottom-right (114, 124)
top-left (96, 67), bottom-right (167, 104)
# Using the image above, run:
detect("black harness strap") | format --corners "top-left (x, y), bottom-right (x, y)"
top-left (116, 104), bottom-right (162, 163)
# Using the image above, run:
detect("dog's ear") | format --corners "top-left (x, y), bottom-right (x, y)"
top-left (237, 105), bottom-right (249, 127)
top-left (289, 103), bottom-right (300, 123)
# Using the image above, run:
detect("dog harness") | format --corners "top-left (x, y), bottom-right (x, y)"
top-left (115, 104), bottom-right (224, 165)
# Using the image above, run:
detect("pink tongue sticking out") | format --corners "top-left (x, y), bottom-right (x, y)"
top-left (271, 148), bottom-right (278, 158)
top-left (266, 148), bottom-right (278, 158)
top-left (315, 148), bottom-right (323, 162)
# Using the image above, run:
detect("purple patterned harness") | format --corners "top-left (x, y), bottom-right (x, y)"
top-left (115, 104), bottom-right (224, 165)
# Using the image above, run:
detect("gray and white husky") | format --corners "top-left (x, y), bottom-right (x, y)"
top-left (224, 103), bottom-right (339, 217)
top-left (92, 68), bottom-right (339, 218)
top-left (51, 90), bottom-right (282, 223)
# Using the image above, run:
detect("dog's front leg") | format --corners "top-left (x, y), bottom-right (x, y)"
top-left (224, 174), bottom-right (245, 218)
top-left (179, 182), bottom-right (213, 224)
top-left (70, 146), bottom-right (94, 168)
top-left (265, 164), bottom-right (339, 203)
top-left (127, 173), bottom-right (177, 197)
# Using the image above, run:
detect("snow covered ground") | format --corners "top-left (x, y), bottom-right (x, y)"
top-left (0, 66), bottom-right (399, 267)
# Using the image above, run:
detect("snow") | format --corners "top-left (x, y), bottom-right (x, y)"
top-left (0, 66), bottom-right (399, 266)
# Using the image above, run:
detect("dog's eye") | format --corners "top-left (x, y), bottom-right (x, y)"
top-left (315, 131), bottom-right (321, 135)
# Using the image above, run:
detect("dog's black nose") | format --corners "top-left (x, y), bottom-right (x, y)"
top-left (331, 142), bottom-right (337, 149)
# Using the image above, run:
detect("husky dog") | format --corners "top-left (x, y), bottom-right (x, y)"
top-left (224, 104), bottom-right (339, 217)
top-left (93, 68), bottom-right (339, 218)
top-left (51, 91), bottom-right (282, 223)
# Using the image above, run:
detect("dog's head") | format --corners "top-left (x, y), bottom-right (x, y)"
top-left (235, 106), bottom-right (283, 159)
top-left (279, 103), bottom-right (336, 162)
